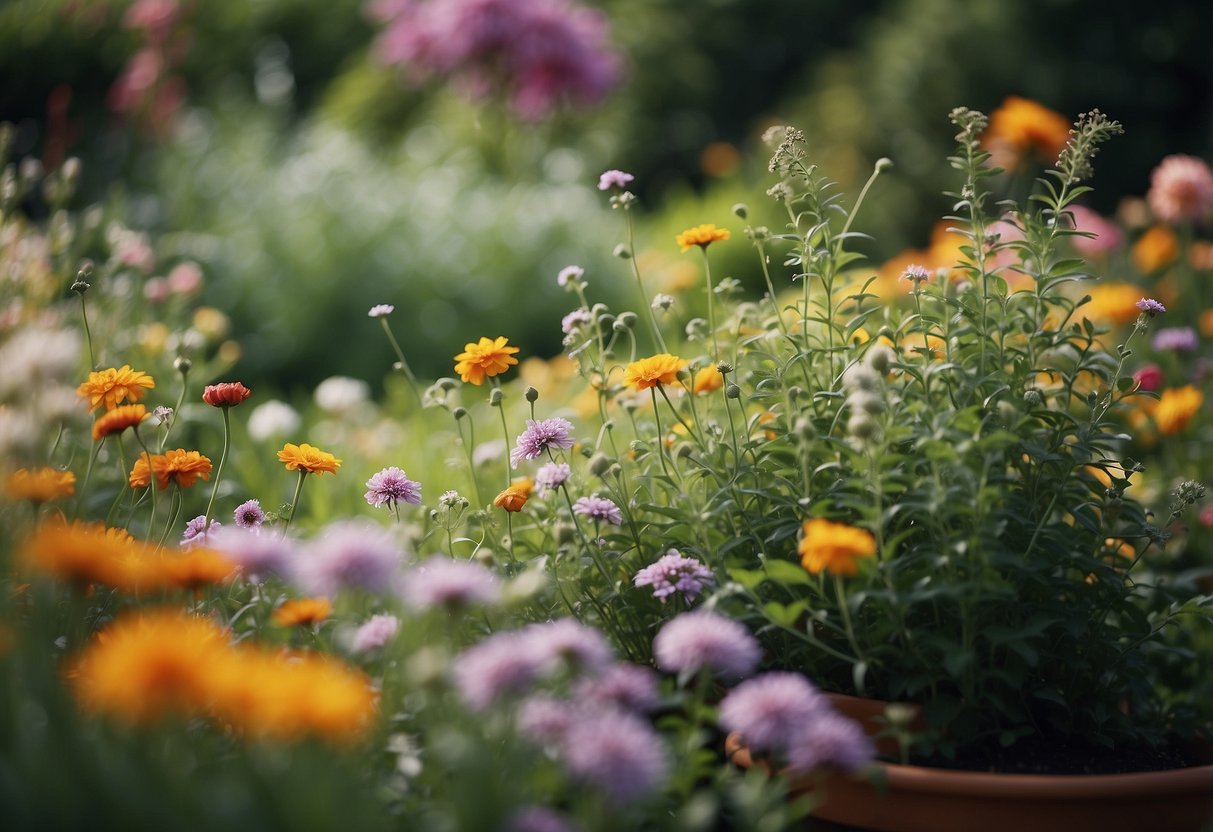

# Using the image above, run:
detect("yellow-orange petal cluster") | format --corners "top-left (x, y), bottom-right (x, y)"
top-left (19, 521), bottom-right (149, 588)
top-left (76, 365), bottom-right (155, 412)
top-left (982, 96), bottom-right (1070, 165)
top-left (130, 449), bottom-right (213, 490)
top-left (453, 336), bottom-right (521, 386)
top-left (1131, 225), bottom-right (1179, 274)
top-left (690, 366), bottom-right (724, 395)
top-left (623, 353), bottom-right (688, 391)
top-left (1083, 283), bottom-right (1144, 328)
top-left (493, 478), bottom-right (533, 513)
top-left (675, 223), bottom-right (731, 253)
top-left (798, 518), bottom-right (877, 577)
top-left (273, 597), bottom-right (333, 627)
top-left (4, 467), bottom-right (76, 502)
top-left (277, 443), bottom-right (342, 475)
top-left (92, 404), bottom-right (149, 441)
top-left (160, 547), bottom-right (237, 592)
top-left (1154, 385), bottom-right (1204, 435)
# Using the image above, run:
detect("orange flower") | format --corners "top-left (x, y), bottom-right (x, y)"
top-left (129, 453), bottom-right (154, 489)
top-left (493, 479), bottom-right (533, 513)
top-left (453, 336), bottom-right (520, 385)
top-left (1154, 385), bottom-right (1203, 435)
top-left (92, 404), bottom-right (149, 440)
top-left (20, 520), bottom-right (154, 590)
top-left (676, 223), bottom-right (731, 253)
top-left (129, 449), bottom-right (213, 490)
top-left (202, 381), bottom-right (251, 408)
top-left (272, 597), bottom-right (332, 627)
top-left (5, 467), bottom-right (76, 502)
top-left (161, 548), bottom-right (237, 591)
top-left (76, 365), bottom-right (155, 412)
top-left (1131, 225), bottom-right (1179, 274)
top-left (798, 518), bottom-right (877, 577)
top-left (277, 443), bottom-right (342, 475)
top-left (623, 353), bottom-right (687, 391)
top-left (1083, 283), bottom-right (1144, 327)
top-left (982, 96), bottom-right (1070, 166)
top-left (690, 365), bottom-right (724, 395)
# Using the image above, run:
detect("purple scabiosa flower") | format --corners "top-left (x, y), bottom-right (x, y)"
top-left (652, 610), bottom-right (761, 679)
top-left (505, 806), bottom-right (582, 832)
top-left (633, 549), bottom-right (714, 603)
top-left (524, 618), bottom-right (614, 676)
top-left (180, 515), bottom-right (220, 549)
top-left (295, 519), bottom-right (406, 596)
top-left (402, 556), bottom-right (501, 611)
top-left (453, 631), bottom-right (544, 711)
top-left (534, 461), bottom-right (571, 495)
top-left (560, 710), bottom-right (669, 803)
top-left (597, 169), bottom-right (634, 191)
top-left (718, 672), bottom-right (827, 754)
top-left (510, 417), bottom-right (576, 469)
top-left (368, 304), bottom-right (395, 318)
top-left (233, 498), bottom-right (266, 530)
top-left (561, 308), bottom-right (593, 334)
top-left (784, 711), bottom-right (875, 774)
top-left (572, 494), bottom-right (622, 525)
top-left (901, 264), bottom-right (931, 289)
top-left (517, 694), bottom-right (579, 746)
top-left (208, 525), bottom-right (294, 579)
top-left (573, 663), bottom-right (662, 714)
top-left (1152, 326), bottom-right (1199, 352)
top-left (1136, 297), bottom-right (1166, 316)
top-left (347, 613), bottom-right (401, 653)
top-left (557, 265), bottom-right (585, 287)
top-left (365, 466), bottom-right (423, 509)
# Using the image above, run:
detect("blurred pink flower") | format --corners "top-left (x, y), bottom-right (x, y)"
top-left (1068, 205), bottom-right (1124, 256)
top-left (1147, 155), bottom-right (1213, 224)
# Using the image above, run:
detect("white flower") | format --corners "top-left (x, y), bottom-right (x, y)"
top-left (314, 375), bottom-right (370, 413)
top-left (246, 399), bottom-right (301, 442)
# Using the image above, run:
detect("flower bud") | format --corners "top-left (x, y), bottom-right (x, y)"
top-left (613, 243), bottom-right (632, 259)
top-left (716, 361), bottom-right (734, 376)
top-left (866, 344), bottom-right (895, 375)
top-left (726, 383), bottom-right (741, 399)
top-left (453, 406), bottom-right (469, 420)
top-left (489, 388), bottom-right (504, 407)
top-left (794, 417), bottom-right (815, 441)
top-left (524, 386), bottom-right (539, 403)
top-left (1023, 389), bottom-right (1043, 408)
top-left (731, 203), bottom-right (748, 219)
top-left (174, 356), bottom-right (192, 374)
top-left (848, 413), bottom-right (877, 439)
top-left (588, 452), bottom-right (613, 477)
top-left (787, 386), bottom-right (803, 402)
top-left (617, 311), bottom-right (638, 329)
top-left (874, 157), bottom-right (894, 174)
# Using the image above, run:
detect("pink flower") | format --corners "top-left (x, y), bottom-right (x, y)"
top-left (572, 494), bottom-right (622, 525)
top-left (1068, 205), bottom-right (1123, 256)
top-left (364, 466), bottom-right (422, 509)
top-left (652, 611), bottom-right (760, 679)
top-left (560, 710), bottom-right (669, 803)
top-left (718, 672), bottom-right (826, 754)
top-left (1147, 155), bottom-right (1213, 224)
top-left (784, 711), bottom-right (875, 774)
top-left (597, 169), bottom-right (634, 191)
top-left (348, 613), bottom-right (401, 653)
top-left (633, 549), bottom-right (714, 603)
top-left (1134, 364), bottom-right (1164, 392)
top-left (402, 556), bottom-right (500, 610)
top-left (510, 417), bottom-right (576, 468)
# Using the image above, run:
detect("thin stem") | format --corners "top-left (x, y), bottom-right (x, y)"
top-left (79, 293), bottom-right (96, 369)
top-left (649, 387), bottom-right (672, 480)
top-left (203, 406), bottom-right (231, 528)
top-left (700, 247), bottom-right (719, 358)
top-left (132, 427), bottom-right (158, 540)
top-left (161, 367), bottom-right (189, 450)
top-left (379, 318), bottom-right (422, 407)
top-left (281, 470), bottom-right (308, 538)
top-left (624, 208), bottom-right (668, 353)
top-left (833, 573), bottom-right (867, 693)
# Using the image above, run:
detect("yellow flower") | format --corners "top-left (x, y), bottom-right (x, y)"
top-left (798, 518), bottom-right (877, 577)
top-left (493, 479), bottom-right (533, 513)
top-left (1154, 385), bottom-right (1203, 435)
top-left (1084, 283), bottom-right (1144, 327)
top-left (623, 353), bottom-right (687, 391)
top-left (130, 449), bottom-right (213, 490)
top-left (92, 403), bottom-right (150, 441)
top-left (690, 365), bottom-right (724, 395)
top-left (453, 336), bottom-right (521, 385)
top-left (4, 467), bottom-right (76, 502)
top-left (982, 96), bottom-right (1070, 165)
top-left (277, 443), bottom-right (342, 475)
top-left (676, 223), bottom-right (731, 253)
top-left (161, 548), bottom-right (237, 592)
top-left (19, 520), bottom-right (153, 589)
top-left (1131, 225), bottom-right (1179, 274)
top-left (76, 365), bottom-right (155, 412)
top-left (273, 597), bottom-right (333, 627)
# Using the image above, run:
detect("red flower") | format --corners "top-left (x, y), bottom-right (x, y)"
top-left (202, 382), bottom-right (251, 408)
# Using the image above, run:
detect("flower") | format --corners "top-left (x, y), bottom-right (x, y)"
top-left (1154, 385), bottom-right (1204, 435)
top-left (208, 525), bottom-right (293, 578)
top-left (652, 611), bottom-right (760, 679)
top-left (557, 265), bottom-right (585, 287)
top-left (4, 467), bottom-right (76, 502)
top-left (364, 466), bottom-right (422, 509)
top-left (524, 618), bottom-right (614, 676)
top-left (784, 710), bottom-right (875, 774)
top-left (1068, 205), bottom-right (1123, 256)
top-left (402, 556), bottom-right (501, 611)
top-left (91, 403), bottom-right (150, 440)
top-left (313, 376), bottom-right (370, 413)
top-left (597, 169), bottom-right (634, 190)
top-left (1147, 154), bottom-right (1213, 224)
top-left (982, 95), bottom-right (1070, 165)
top-left (623, 353), bottom-right (687, 390)
top-left (180, 515), bottom-right (220, 548)
top-left (19, 521), bottom-right (151, 588)
top-left (633, 550), bottom-right (714, 603)
top-left (675, 223), bottom-right (730, 253)
top-left (572, 494), bottom-right (622, 525)
top-left (272, 597), bottom-right (332, 627)
top-left (202, 381), bottom-right (251, 408)
top-left (561, 308), bottom-right (593, 333)
top-left (534, 461), bottom-right (571, 495)
top-left (494, 480), bottom-right (533, 512)
top-left (130, 449), bottom-right (213, 491)
top-left (452, 631), bottom-right (544, 710)
top-left (233, 499), bottom-right (266, 530)
top-left (1131, 225), bottom-right (1179, 273)
top-left (278, 443), bottom-right (342, 475)
top-left (295, 519), bottom-right (405, 596)
top-left (510, 417), bottom-right (576, 468)
top-left (1151, 327), bottom-right (1198, 352)
top-left (76, 365), bottom-right (155, 412)
top-left (1135, 298), bottom-right (1166, 317)
top-left (367, 304), bottom-right (394, 317)
top-left (799, 518), bottom-right (877, 577)
top-left (246, 400), bottom-right (301, 441)
top-left (900, 264), bottom-right (932, 288)
top-left (453, 336), bottom-right (520, 385)
top-left (572, 663), bottom-right (662, 714)
top-left (161, 547), bottom-right (237, 591)
top-left (1085, 283), bottom-right (1147, 326)
top-left (560, 710), bottom-right (669, 803)
top-left (690, 365), bottom-right (723, 395)
top-left (1133, 364), bottom-right (1164, 392)
top-left (718, 672), bottom-right (827, 755)
top-left (346, 613), bottom-right (400, 653)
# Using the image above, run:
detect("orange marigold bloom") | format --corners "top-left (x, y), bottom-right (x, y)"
top-left (19, 520), bottom-right (152, 588)
top-left (493, 479), bottom-right (533, 513)
top-left (5, 467), bottom-right (76, 502)
top-left (624, 353), bottom-right (688, 391)
top-left (161, 548), bottom-right (237, 591)
top-left (690, 365), bottom-right (724, 395)
top-left (1154, 385), bottom-right (1203, 435)
top-left (676, 223), bottom-right (731, 253)
top-left (982, 96), bottom-right (1070, 165)
top-left (277, 443), bottom-right (342, 475)
top-left (202, 381), bottom-right (252, 408)
top-left (799, 518), bottom-right (877, 577)
top-left (76, 365), bottom-right (155, 412)
top-left (1131, 225), bottom-right (1179, 274)
top-left (453, 336), bottom-right (521, 385)
top-left (272, 597), bottom-right (333, 627)
top-left (92, 404), bottom-right (149, 440)
top-left (1083, 283), bottom-right (1144, 327)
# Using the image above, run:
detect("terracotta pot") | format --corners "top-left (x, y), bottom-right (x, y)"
top-left (725, 694), bottom-right (1213, 832)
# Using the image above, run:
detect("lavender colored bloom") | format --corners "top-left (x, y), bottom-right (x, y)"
top-left (348, 613), bottom-right (401, 653)
top-left (573, 663), bottom-right (662, 713)
top-left (517, 694), bottom-right (579, 746)
top-left (597, 169), bottom-right (634, 191)
top-left (561, 308), bottom-right (593, 334)
top-left (368, 304), bottom-right (395, 317)
top-left (784, 711), bottom-right (875, 774)
top-left (633, 549), bottom-right (714, 603)
top-left (652, 611), bottom-right (761, 679)
top-left (233, 498), bottom-right (266, 530)
top-left (365, 466), bottom-right (422, 509)
top-left (504, 806), bottom-right (582, 832)
top-left (534, 461), bottom-right (571, 495)
top-left (296, 519), bottom-right (406, 596)
top-left (560, 710), bottom-right (669, 803)
top-left (510, 417), bottom-right (575, 468)
top-left (573, 494), bottom-right (622, 525)
top-left (1152, 326), bottom-right (1199, 352)
top-left (718, 672), bottom-right (827, 754)
top-left (208, 525), bottom-right (294, 579)
top-left (453, 631), bottom-right (544, 710)
top-left (901, 264), bottom-right (931, 287)
top-left (403, 556), bottom-right (501, 610)
top-left (1135, 297), bottom-right (1166, 316)
top-left (524, 618), bottom-right (614, 676)
top-left (557, 265), bottom-right (584, 287)
top-left (180, 515), bottom-right (220, 549)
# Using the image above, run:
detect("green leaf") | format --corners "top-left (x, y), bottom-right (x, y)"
top-left (762, 557), bottom-right (812, 586)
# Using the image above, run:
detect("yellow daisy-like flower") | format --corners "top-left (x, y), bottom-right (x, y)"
top-left (92, 403), bottom-right (150, 441)
top-left (453, 336), bottom-right (521, 385)
top-left (690, 366), bottom-right (724, 395)
top-left (982, 95), bottom-right (1070, 164)
top-left (1083, 283), bottom-right (1144, 327)
top-left (798, 518), bottom-right (877, 577)
top-left (493, 478), bottom-right (533, 513)
top-left (19, 520), bottom-right (151, 589)
top-left (160, 548), bottom-right (237, 592)
top-left (5, 467), bottom-right (76, 502)
top-left (164, 449), bottom-right (215, 489)
top-left (623, 353), bottom-right (688, 391)
top-left (1154, 385), bottom-right (1203, 435)
top-left (272, 597), bottom-right (333, 627)
top-left (76, 365), bottom-right (155, 412)
top-left (676, 223), bottom-right (731, 253)
top-left (277, 443), bottom-right (342, 475)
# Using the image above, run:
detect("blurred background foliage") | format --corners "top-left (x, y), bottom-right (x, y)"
top-left (3, 0), bottom-right (1210, 390)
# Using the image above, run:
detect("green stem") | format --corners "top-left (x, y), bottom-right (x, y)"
top-left (700, 247), bottom-right (719, 358)
top-left (203, 406), bottom-right (231, 528)
top-left (379, 318), bottom-right (422, 406)
top-left (79, 293), bottom-right (96, 370)
top-left (281, 470), bottom-right (308, 538)
top-left (625, 208), bottom-right (667, 353)
top-left (132, 426), bottom-right (158, 541)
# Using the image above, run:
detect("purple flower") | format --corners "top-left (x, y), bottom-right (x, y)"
top-left (560, 710), bottom-right (669, 803)
top-left (365, 466), bottom-right (423, 509)
top-left (652, 611), bottom-right (760, 679)
top-left (900, 264), bottom-right (931, 286)
top-left (517, 694), bottom-right (579, 746)
top-left (784, 711), bottom-right (875, 774)
top-left (347, 613), bottom-right (401, 653)
top-left (295, 519), bottom-right (406, 596)
top-left (561, 308), bottom-right (593, 334)
top-left (633, 549), bottom-right (714, 603)
top-left (368, 304), bottom-right (395, 318)
top-left (233, 498), bottom-right (266, 530)
top-left (557, 265), bottom-right (584, 287)
top-left (208, 525), bottom-right (294, 579)
top-left (453, 631), bottom-right (545, 711)
top-left (573, 663), bottom-right (662, 713)
top-left (505, 806), bottom-right (582, 832)
top-left (180, 515), bottom-right (220, 549)
top-left (402, 556), bottom-right (500, 611)
top-left (573, 494), bottom-right (622, 525)
top-left (524, 618), bottom-right (614, 676)
top-left (534, 461), bottom-right (571, 495)
top-left (718, 672), bottom-right (827, 754)
top-left (1135, 297), bottom-right (1166, 316)
top-left (510, 417), bottom-right (575, 468)
top-left (597, 169), bottom-right (634, 191)
top-left (1152, 326), bottom-right (1198, 352)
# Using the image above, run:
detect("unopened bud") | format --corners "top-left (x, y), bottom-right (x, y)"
top-left (874, 157), bottom-right (893, 173)
top-left (588, 452), bottom-right (613, 477)
top-left (524, 387), bottom-right (539, 404)
top-left (617, 311), bottom-right (638, 329)
top-left (174, 356), bottom-right (192, 374)
top-left (731, 203), bottom-right (748, 219)
top-left (725, 383), bottom-right (741, 399)
top-left (453, 406), bottom-right (469, 420)
top-left (489, 388), bottom-right (504, 407)
top-left (613, 243), bottom-right (632, 259)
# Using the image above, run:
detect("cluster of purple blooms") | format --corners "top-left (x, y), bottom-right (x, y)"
top-left (633, 549), bottom-right (714, 603)
top-left (364, 466), bottom-right (423, 510)
top-left (369, 0), bottom-right (621, 121)
top-left (534, 461), bottom-right (572, 495)
top-left (402, 556), bottom-right (500, 610)
top-left (652, 610), bottom-right (761, 680)
top-left (1152, 326), bottom-right (1199, 352)
top-left (572, 494), bottom-right (622, 525)
top-left (510, 417), bottom-right (576, 469)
